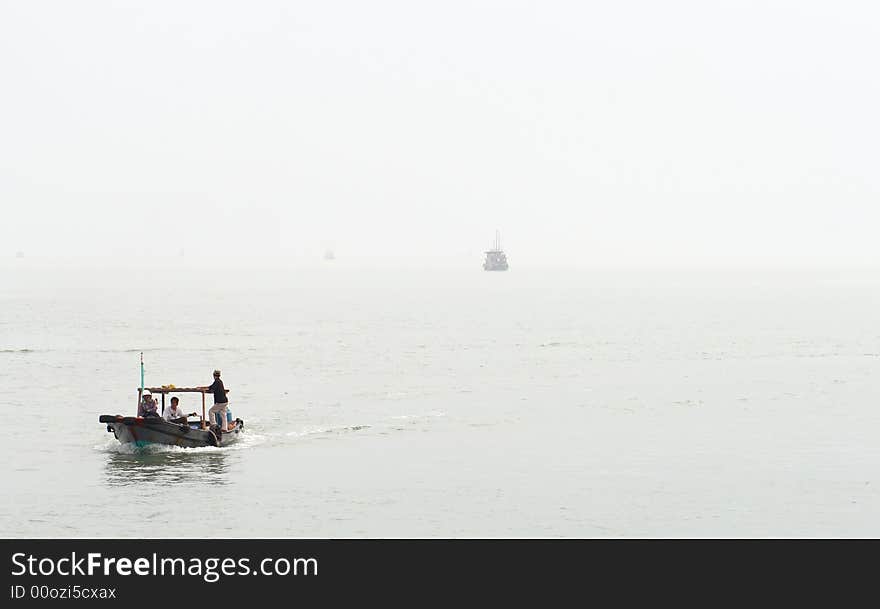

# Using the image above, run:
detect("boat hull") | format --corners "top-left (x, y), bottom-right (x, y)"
top-left (100, 415), bottom-right (243, 448)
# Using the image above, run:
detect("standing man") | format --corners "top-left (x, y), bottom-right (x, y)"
top-left (201, 369), bottom-right (229, 432)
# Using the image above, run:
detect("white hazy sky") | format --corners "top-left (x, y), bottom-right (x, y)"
top-left (1, 0), bottom-right (878, 269)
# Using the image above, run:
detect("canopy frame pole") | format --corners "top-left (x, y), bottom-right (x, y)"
top-left (201, 391), bottom-right (206, 429)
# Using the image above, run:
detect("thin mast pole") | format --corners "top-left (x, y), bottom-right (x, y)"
top-left (140, 352), bottom-right (144, 411)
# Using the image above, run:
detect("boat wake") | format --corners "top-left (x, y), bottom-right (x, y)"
top-left (285, 424), bottom-right (371, 438)
top-left (389, 410), bottom-right (445, 421)
top-left (284, 411), bottom-right (446, 439)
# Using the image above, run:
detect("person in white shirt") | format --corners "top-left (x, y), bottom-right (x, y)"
top-left (163, 396), bottom-right (195, 424)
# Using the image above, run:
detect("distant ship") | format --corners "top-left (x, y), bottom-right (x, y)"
top-left (324, 249), bottom-right (335, 261)
top-left (483, 230), bottom-right (509, 271)
top-left (15, 251), bottom-right (24, 259)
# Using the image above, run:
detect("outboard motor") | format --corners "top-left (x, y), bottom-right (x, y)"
top-left (208, 423), bottom-right (223, 446)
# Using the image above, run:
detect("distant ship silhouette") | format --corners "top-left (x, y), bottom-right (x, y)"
top-left (324, 249), bottom-right (335, 261)
top-left (483, 230), bottom-right (508, 271)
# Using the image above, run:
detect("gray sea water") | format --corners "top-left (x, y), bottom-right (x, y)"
top-left (2, 266), bottom-right (879, 537)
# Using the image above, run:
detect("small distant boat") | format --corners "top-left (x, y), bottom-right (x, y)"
top-left (100, 387), bottom-right (244, 448)
top-left (483, 230), bottom-right (509, 271)
top-left (15, 251), bottom-right (24, 259)
top-left (324, 249), bottom-right (335, 261)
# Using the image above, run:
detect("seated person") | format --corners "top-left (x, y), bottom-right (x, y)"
top-left (138, 392), bottom-right (159, 418)
top-left (163, 396), bottom-right (196, 423)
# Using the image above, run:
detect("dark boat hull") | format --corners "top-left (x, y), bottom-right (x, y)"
top-left (100, 415), bottom-right (244, 448)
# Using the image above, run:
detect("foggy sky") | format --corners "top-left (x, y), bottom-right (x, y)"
top-left (2, 1), bottom-right (879, 269)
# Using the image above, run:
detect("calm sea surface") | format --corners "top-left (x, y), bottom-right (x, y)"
top-left (2, 266), bottom-right (879, 536)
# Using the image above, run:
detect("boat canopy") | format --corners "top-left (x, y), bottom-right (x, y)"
top-left (138, 386), bottom-right (230, 428)
top-left (144, 387), bottom-right (219, 394)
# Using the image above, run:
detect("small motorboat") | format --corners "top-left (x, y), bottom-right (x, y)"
top-left (100, 386), bottom-right (244, 448)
